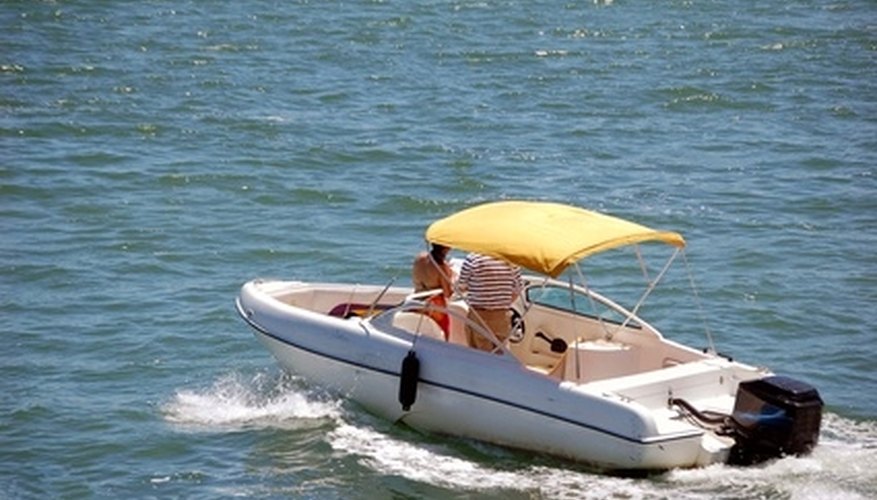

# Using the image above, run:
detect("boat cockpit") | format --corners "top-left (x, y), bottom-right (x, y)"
top-left (360, 275), bottom-right (709, 386)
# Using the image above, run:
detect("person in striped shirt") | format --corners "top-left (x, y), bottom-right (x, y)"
top-left (457, 252), bottom-right (523, 352)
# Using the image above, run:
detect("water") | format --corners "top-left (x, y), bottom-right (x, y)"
top-left (2, 0), bottom-right (876, 497)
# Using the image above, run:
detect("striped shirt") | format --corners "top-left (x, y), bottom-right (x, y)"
top-left (458, 253), bottom-right (523, 310)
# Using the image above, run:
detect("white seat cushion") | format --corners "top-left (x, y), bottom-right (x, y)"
top-left (392, 312), bottom-right (445, 340)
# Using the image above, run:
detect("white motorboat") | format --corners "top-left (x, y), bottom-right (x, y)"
top-left (236, 201), bottom-right (823, 472)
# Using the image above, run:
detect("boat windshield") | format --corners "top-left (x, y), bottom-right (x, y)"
top-left (526, 283), bottom-right (641, 330)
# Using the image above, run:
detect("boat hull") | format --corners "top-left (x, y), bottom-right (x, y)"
top-left (237, 281), bottom-right (720, 471)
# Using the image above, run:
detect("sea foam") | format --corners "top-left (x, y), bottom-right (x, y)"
top-left (162, 371), bottom-right (341, 430)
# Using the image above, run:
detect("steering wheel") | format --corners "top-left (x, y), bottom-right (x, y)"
top-left (509, 309), bottom-right (525, 344)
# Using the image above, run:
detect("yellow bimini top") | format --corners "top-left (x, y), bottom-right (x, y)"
top-left (426, 200), bottom-right (686, 278)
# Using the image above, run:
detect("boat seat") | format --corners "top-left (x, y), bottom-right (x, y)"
top-left (328, 302), bottom-right (392, 318)
top-left (392, 312), bottom-right (445, 340)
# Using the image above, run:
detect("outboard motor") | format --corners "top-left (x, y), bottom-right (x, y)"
top-left (729, 375), bottom-right (823, 464)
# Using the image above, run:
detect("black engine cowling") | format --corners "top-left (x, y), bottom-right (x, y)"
top-left (729, 375), bottom-right (823, 465)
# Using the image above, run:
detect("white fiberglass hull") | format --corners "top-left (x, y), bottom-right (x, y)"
top-left (236, 279), bottom-right (761, 471)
